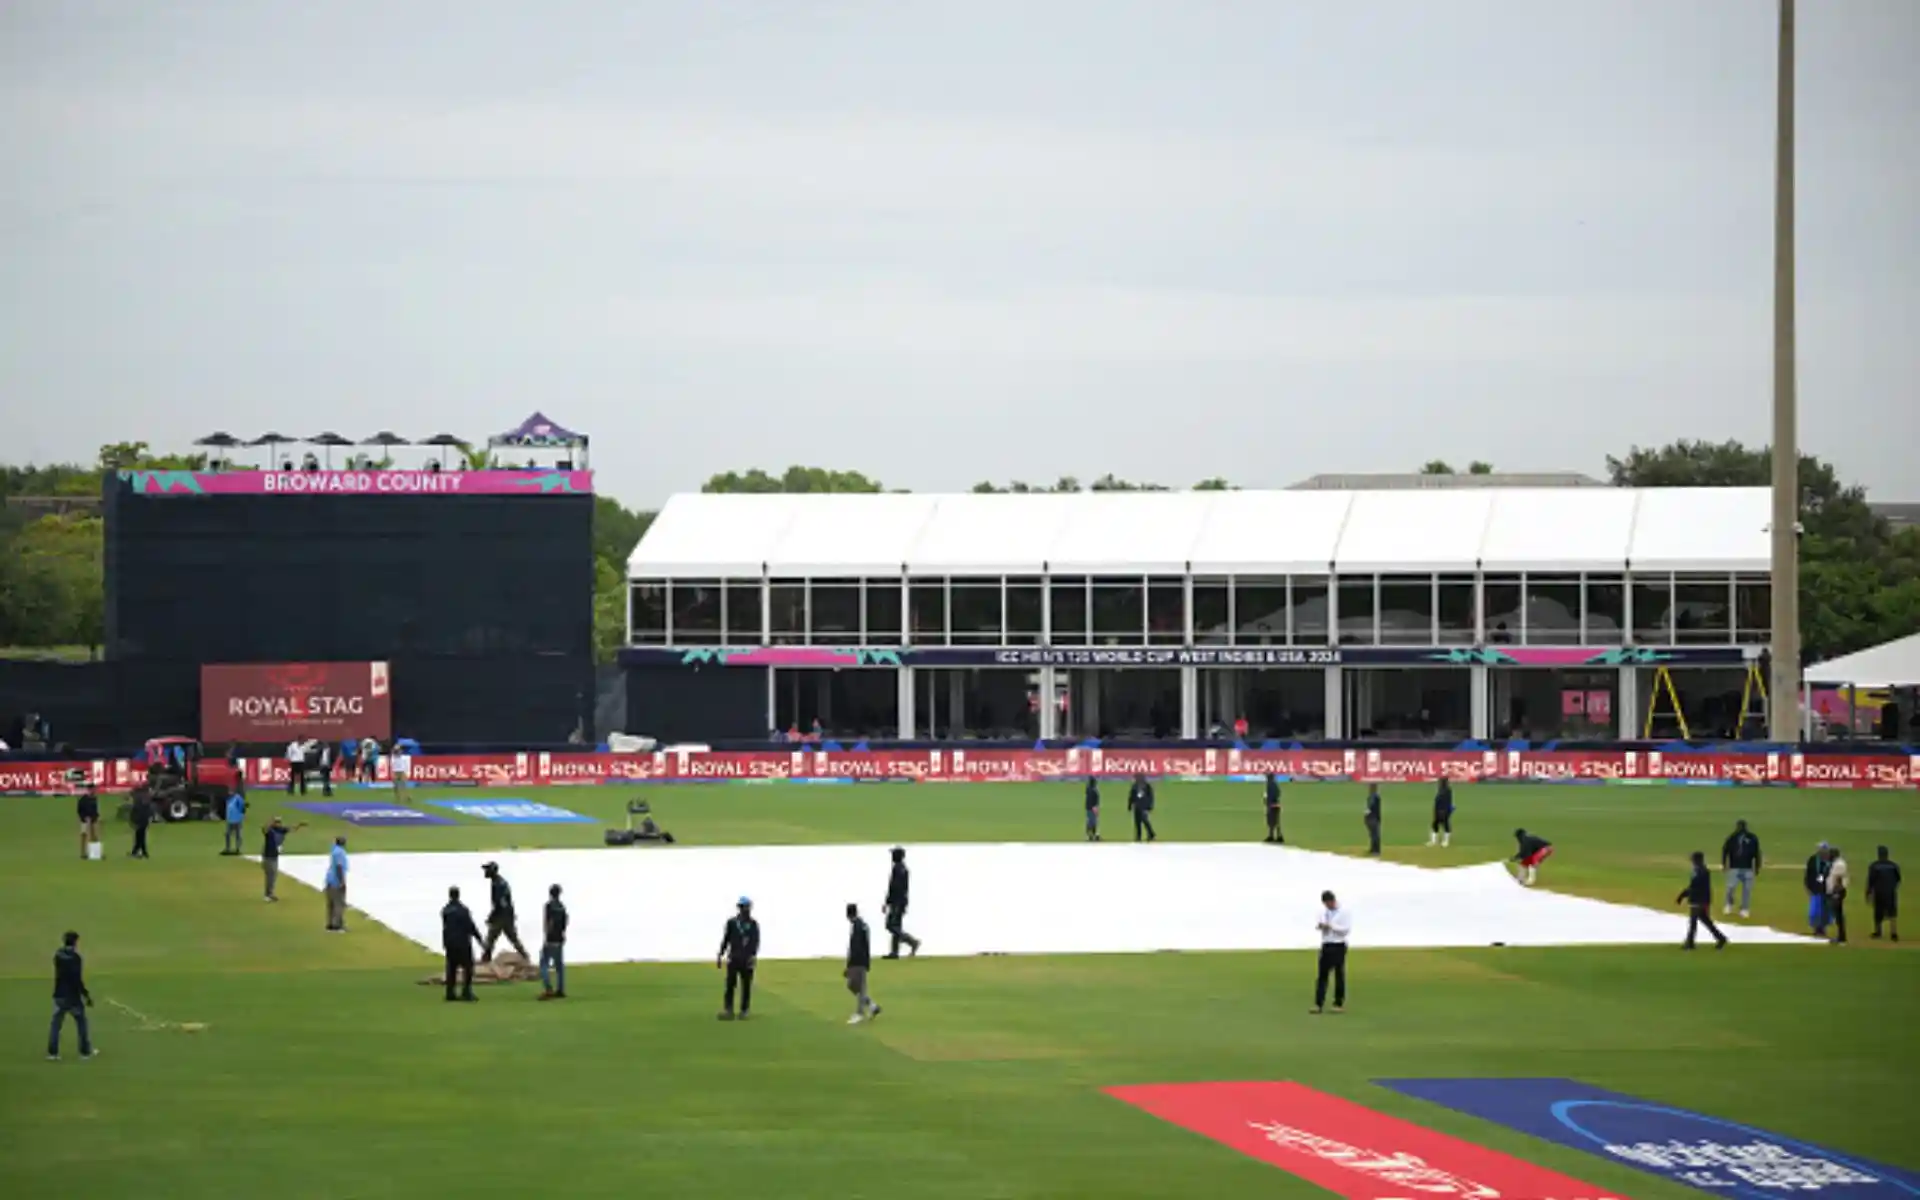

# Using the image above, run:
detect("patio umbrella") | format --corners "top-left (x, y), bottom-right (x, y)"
top-left (193, 432), bottom-right (242, 448)
top-left (415, 433), bottom-right (465, 471)
top-left (306, 432), bottom-right (353, 469)
top-left (248, 432), bottom-right (296, 469)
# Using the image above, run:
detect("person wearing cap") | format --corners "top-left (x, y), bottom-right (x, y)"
top-left (1512, 829), bottom-right (1553, 886)
top-left (883, 847), bottom-right (921, 959)
top-left (440, 886), bottom-right (483, 1002)
top-left (716, 897), bottom-right (760, 1020)
top-left (1804, 842), bottom-right (1833, 936)
top-left (480, 862), bottom-right (528, 963)
top-left (1825, 846), bottom-right (1852, 945)
top-left (1720, 819), bottom-right (1762, 918)
top-left (260, 816), bottom-right (305, 901)
top-left (538, 884), bottom-right (568, 1000)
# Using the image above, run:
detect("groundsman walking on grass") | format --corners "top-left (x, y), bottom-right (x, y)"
top-left (717, 898), bottom-right (760, 1020)
top-left (1721, 819), bottom-right (1761, 918)
top-left (48, 930), bottom-right (96, 1061)
top-left (1868, 846), bottom-right (1901, 941)
top-left (539, 884), bottom-right (568, 1000)
top-left (845, 903), bottom-right (881, 1025)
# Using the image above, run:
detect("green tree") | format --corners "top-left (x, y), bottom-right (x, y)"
top-left (1467, 460), bottom-right (1494, 475)
top-left (2, 513), bottom-right (103, 649)
top-left (702, 466), bottom-right (886, 494)
top-left (1191, 477), bottom-right (1236, 491)
top-left (592, 557), bottom-right (628, 664)
top-left (1420, 460), bottom-right (1455, 475)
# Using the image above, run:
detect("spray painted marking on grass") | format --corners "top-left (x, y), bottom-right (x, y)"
top-left (1107, 1081), bottom-right (1621, 1198)
top-left (1378, 1079), bottom-right (1920, 1199)
top-left (106, 997), bottom-right (207, 1033)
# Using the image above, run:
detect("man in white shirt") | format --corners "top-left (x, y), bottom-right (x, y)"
top-left (1825, 846), bottom-right (1851, 945)
top-left (285, 739), bottom-right (308, 795)
top-left (1312, 890), bottom-right (1352, 1015)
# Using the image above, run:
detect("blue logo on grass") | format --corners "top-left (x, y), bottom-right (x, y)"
top-left (429, 800), bottom-right (594, 825)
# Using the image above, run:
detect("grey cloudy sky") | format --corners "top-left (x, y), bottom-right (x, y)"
top-left (3, 0), bottom-right (1916, 508)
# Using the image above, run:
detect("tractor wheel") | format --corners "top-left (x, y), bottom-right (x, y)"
top-left (164, 794), bottom-right (193, 823)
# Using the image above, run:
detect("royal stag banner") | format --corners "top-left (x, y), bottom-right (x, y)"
top-left (200, 662), bottom-right (392, 742)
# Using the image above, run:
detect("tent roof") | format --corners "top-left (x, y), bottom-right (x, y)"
top-left (1805, 631), bottom-right (1920, 687)
top-left (627, 487), bottom-right (1772, 579)
top-left (491, 411), bottom-right (586, 448)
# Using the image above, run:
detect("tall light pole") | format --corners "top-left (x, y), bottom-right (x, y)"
top-left (1768, 0), bottom-right (1802, 741)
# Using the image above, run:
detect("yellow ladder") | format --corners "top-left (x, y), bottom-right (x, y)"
top-left (1642, 665), bottom-right (1692, 740)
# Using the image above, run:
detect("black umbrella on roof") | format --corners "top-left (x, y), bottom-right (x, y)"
top-left (306, 431), bottom-right (353, 469)
top-left (362, 430), bottom-right (412, 446)
top-left (194, 432), bottom-right (243, 448)
top-left (247, 432), bottom-right (296, 469)
top-left (418, 433), bottom-right (467, 446)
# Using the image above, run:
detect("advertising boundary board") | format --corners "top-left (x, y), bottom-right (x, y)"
top-left (6, 747), bottom-right (1917, 795)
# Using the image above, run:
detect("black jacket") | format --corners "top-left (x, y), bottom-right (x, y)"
top-left (1514, 833), bottom-right (1551, 861)
top-left (1867, 859), bottom-right (1902, 899)
top-left (1365, 791), bottom-right (1382, 822)
top-left (719, 915), bottom-right (761, 966)
top-left (488, 874), bottom-right (514, 919)
top-left (1433, 783), bottom-right (1453, 816)
top-left (543, 899), bottom-right (568, 945)
top-left (1722, 831), bottom-right (1762, 871)
top-left (1084, 780), bottom-right (1099, 811)
top-left (1804, 854), bottom-right (1830, 895)
top-left (1129, 782), bottom-right (1154, 812)
top-left (130, 794), bottom-right (153, 828)
top-left (53, 946), bottom-right (90, 1005)
top-left (76, 792), bottom-right (99, 821)
top-left (1678, 864), bottom-right (1713, 907)
top-left (1265, 778), bottom-right (1281, 808)
top-left (886, 862), bottom-right (910, 911)
top-left (441, 901), bottom-right (481, 953)
top-left (847, 918), bottom-right (871, 970)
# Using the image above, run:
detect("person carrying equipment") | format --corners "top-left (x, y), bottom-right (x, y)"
top-left (480, 862), bottom-right (529, 962)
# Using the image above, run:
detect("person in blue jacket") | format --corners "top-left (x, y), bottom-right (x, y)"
top-left (220, 787), bottom-right (247, 856)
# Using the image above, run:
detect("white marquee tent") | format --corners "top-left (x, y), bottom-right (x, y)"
top-left (1805, 631), bottom-right (1920, 688)
top-left (627, 487), bottom-right (1771, 579)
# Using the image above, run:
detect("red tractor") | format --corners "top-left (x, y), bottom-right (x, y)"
top-left (140, 736), bottom-right (243, 822)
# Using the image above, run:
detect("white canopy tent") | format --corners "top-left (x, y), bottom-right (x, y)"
top-left (1805, 631), bottom-right (1920, 688)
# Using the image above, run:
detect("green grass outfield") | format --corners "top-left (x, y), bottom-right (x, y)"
top-left (0, 780), bottom-right (1914, 1199)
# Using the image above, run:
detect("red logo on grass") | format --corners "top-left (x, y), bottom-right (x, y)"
top-left (1105, 1082), bottom-right (1620, 1199)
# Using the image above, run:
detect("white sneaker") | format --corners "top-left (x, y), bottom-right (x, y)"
top-left (1740, 909), bottom-right (1750, 919)
top-left (847, 1014), bottom-right (865, 1025)
top-left (1723, 904), bottom-right (1731, 915)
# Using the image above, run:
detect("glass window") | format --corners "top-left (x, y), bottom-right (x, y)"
top-left (768, 580), bottom-right (807, 645)
top-left (1006, 577), bottom-right (1044, 646)
top-left (1336, 577), bottom-right (1376, 645)
top-left (1632, 575), bottom-right (1673, 644)
top-left (1437, 575), bottom-right (1475, 645)
top-left (862, 579), bottom-right (902, 644)
top-left (1378, 574), bottom-right (1434, 645)
top-left (908, 581), bottom-right (947, 646)
top-left (1523, 574), bottom-right (1581, 644)
top-left (1193, 578), bottom-right (1231, 645)
top-left (1482, 574), bottom-right (1521, 644)
top-left (808, 578), bottom-right (861, 646)
top-left (1735, 577), bottom-right (1770, 642)
top-left (1049, 576), bottom-right (1089, 645)
top-left (1674, 575), bottom-right (1732, 644)
top-left (724, 581), bottom-right (763, 644)
top-left (1233, 578), bottom-right (1288, 644)
top-left (629, 582), bottom-right (667, 645)
top-left (1289, 577), bottom-right (1329, 645)
top-left (1147, 578), bottom-right (1186, 646)
top-left (950, 581), bottom-right (1003, 644)
top-left (1091, 576), bottom-right (1147, 645)
top-left (670, 579), bottom-right (723, 644)
top-left (1585, 575), bottom-right (1625, 644)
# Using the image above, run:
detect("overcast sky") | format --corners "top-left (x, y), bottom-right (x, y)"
top-left (2, 0), bottom-right (1915, 507)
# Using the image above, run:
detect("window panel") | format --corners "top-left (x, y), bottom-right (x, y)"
top-left (1336, 577), bottom-right (1376, 645)
top-left (1437, 575), bottom-right (1475, 645)
top-left (1523, 574), bottom-right (1581, 644)
top-left (767, 580), bottom-right (807, 645)
top-left (808, 578), bottom-right (862, 646)
top-left (950, 581), bottom-right (1004, 644)
top-left (724, 581), bottom-right (763, 644)
top-left (1006, 577), bottom-right (1044, 646)
top-left (1049, 576), bottom-right (1090, 645)
top-left (908, 581), bottom-right (947, 646)
top-left (862, 579), bottom-right (903, 644)
top-left (1147, 578), bottom-right (1186, 645)
top-left (1193, 578), bottom-right (1231, 645)
top-left (1632, 576), bottom-right (1674, 644)
top-left (1482, 574), bottom-right (1522, 644)
top-left (671, 579), bottom-right (723, 644)
top-left (1378, 574), bottom-right (1434, 645)
top-left (629, 581), bottom-right (667, 645)
top-left (1090, 576), bottom-right (1146, 645)
top-left (1674, 575), bottom-right (1732, 644)
top-left (1734, 577), bottom-right (1770, 642)
top-left (1233, 578), bottom-right (1288, 644)
top-left (1288, 578), bottom-right (1329, 645)
top-left (1584, 575), bottom-right (1625, 644)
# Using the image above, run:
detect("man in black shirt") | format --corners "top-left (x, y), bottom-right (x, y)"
top-left (1867, 845), bottom-right (1901, 941)
top-left (440, 886), bottom-right (483, 1002)
top-left (1363, 785), bottom-right (1382, 857)
top-left (259, 817), bottom-right (305, 901)
top-left (1512, 829), bottom-right (1553, 887)
top-left (1427, 779), bottom-right (1453, 848)
top-left (129, 787), bottom-right (154, 859)
top-left (844, 902), bottom-right (880, 1025)
top-left (717, 897), bottom-right (760, 1020)
top-left (1127, 773), bottom-right (1156, 843)
top-left (1083, 777), bottom-right (1101, 842)
top-left (1264, 774), bottom-right (1283, 844)
top-left (479, 862), bottom-right (529, 963)
top-left (1676, 851), bottom-right (1729, 950)
top-left (1804, 842), bottom-right (1832, 935)
top-left (76, 790), bottom-right (100, 860)
top-left (883, 846), bottom-right (921, 959)
top-left (1720, 819), bottom-right (1762, 918)
top-left (538, 884), bottom-right (568, 999)
top-left (48, 930), bottom-right (96, 1060)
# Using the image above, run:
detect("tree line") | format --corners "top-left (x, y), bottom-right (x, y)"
top-left (4, 441), bottom-right (1915, 664)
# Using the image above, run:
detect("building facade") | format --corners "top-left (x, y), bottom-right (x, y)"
top-left (623, 488), bottom-right (1771, 743)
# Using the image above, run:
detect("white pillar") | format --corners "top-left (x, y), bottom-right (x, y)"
top-left (1179, 666), bottom-right (1199, 739)
top-left (1470, 665), bottom-right (1490, 739)
top-left (1323, 666), bottom-right (1344, 739)
top-left (1618, 667), bottom-right (1639, 739)
top-left (896, 667), bottom-right (915, 740)
top-left (765, 668), bottom-right (777, 733)
top-left (1038, 667), bottom-right (1057, 740)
